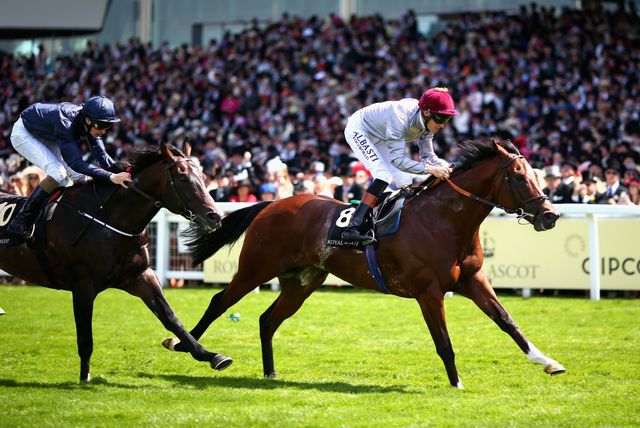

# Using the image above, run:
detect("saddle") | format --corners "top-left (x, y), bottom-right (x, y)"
top-left (325, 176), bottom-right (440, 294)
top-left (326, 175), bottom-right (438, 250)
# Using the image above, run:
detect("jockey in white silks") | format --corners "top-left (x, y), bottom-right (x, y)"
top-left (8, 96), bottom-right (132, 240)
top-left (342, 87), bottom-right (459, 244)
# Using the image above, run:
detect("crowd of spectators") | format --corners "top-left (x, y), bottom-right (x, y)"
top-left (0, 2), bottom-right (639, 205)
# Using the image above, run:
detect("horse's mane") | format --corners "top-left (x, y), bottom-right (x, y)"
top-left (454, 138), bottom-right (520, 172)
top-left (113, 144), bottom-right (185, 174)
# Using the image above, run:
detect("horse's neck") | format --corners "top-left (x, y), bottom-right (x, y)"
top-left (414, 160), bottom-right (499, 238)
top-left (71, 179), bottom-right (161, 235)
top-left (105, 186), bottom-right (161, 233)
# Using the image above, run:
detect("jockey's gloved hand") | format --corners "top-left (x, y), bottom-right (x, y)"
top-left (110, 171), bottom-right (132, 188)
top-left (425, 164), bottom-right (452, 179)
top-left (422, 153), bottom-right (450, 168)
top-left (109, 161), bottom-right (133, 173)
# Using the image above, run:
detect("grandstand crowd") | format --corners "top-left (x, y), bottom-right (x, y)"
top-left (1, 2), bottom-right (639, 205)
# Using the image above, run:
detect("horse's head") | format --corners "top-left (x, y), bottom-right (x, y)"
top-left (160, 142), bottom-right (223, 230)
top-left (130, 142), bottom-right (222, 231)
top-left (494, 141), bottom-right (559, 231)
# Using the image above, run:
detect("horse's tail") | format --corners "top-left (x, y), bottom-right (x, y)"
top-left (188, 201), bottom-right (273, 266)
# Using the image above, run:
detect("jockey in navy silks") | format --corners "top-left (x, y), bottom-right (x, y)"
top-left (8, 96), bottom-right (132, 239)
top-left (341, 87), bottom-right (459, 244)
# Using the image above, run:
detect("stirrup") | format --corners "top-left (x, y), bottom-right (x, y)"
top-left (342, 228), bottom-right (376, 244)
top-left (25, 224), bottom-right (36, 239)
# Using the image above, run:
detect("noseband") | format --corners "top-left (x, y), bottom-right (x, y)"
top-left (444, 155), bottom-right (548, 220)
top-left (127, 158), bottom-right (198, 222)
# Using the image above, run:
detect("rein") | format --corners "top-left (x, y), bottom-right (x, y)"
top-left (441, 155), bottom-right (548, 221)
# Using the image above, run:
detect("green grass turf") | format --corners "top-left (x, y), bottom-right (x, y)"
top-left (0, 285), bottom-right (638, 427)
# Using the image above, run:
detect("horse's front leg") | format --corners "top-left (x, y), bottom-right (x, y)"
top-left (457, 270), bottom-right (565, 375)
top-left (126, 269), bottom-right (232, 371)
top-left (166, 261), bottom-right (281, 354)
top-left (72, 288), bottom-right (96, 383)
top-left (416, 286), bottom-right (464, 389)
top-left (260, 274), bottom-right (323, 378)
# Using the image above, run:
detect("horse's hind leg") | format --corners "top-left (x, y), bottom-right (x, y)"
top-left (260, 270), bottom-right (326, 378)
top-left (72, 288), bottom-right (96, 382)
top-left (127, 269), bottom-right (232, 370)
top-left (457, 270), bottom-right (565, 375)
top-left (416, 286), bottom-right (463, 389)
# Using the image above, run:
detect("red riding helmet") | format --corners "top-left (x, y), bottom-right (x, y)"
top-left (418, 87), bottom-right (459, 115)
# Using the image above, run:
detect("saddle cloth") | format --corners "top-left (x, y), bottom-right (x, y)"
top-left (0, 195), bottom-right (31, 247)
top-left (326, 189), bottom-right (408, 250)
top-left (0, 191), bottom-right (62, 248)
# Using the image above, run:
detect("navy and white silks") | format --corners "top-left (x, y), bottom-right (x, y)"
top-left (11, 103), bottom-right (115, 185)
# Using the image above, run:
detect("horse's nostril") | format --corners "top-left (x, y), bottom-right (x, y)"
top-left (544, 212), bottom-right (559, 221)
top-left (543, 211), bottom-right (559, 227)
top-left (206, 211), bottom-right (221, 222)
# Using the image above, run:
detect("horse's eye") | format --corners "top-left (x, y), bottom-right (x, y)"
top-left (179, 175), bottom-right (189, 182)
top-left (516, 174), bottom-right (526, 182)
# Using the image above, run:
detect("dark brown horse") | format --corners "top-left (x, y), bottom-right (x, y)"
top-left (0, 142), bottom-right (232, 382)
top-left (167, 139), bottom-right (565, 388)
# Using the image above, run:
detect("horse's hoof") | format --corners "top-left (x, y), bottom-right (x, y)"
top-left (211, 354), bottom-right (233, 371)
top-left (162, 337), bottom-right (180, 351)
top-left (79, 374), bottom-right (91, 383)
top-left (544, 362), bottom-right (566, 375)
top-left (265, 372), bottom-right (277, 379)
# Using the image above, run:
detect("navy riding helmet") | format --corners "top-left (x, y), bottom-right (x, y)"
top-left (82, 96), bottom-right (121, 123)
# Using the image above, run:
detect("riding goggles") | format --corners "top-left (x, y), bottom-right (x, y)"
top-left (91, 120), bottom-right (113, 130)
top-left (430, 113), bottom-right (453, 124)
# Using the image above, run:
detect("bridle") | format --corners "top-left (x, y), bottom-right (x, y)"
top-left (127, 157), bottom-right (198, 222)
top-left (443, 155), bottom-right (548, 221)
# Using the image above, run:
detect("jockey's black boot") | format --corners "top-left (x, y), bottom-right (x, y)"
top-left (341, 202), bottom-right (375, 244)
top-left (7, 186), bottom-right (50, 240)
top-left (341, 179), bottom-right (388, 245)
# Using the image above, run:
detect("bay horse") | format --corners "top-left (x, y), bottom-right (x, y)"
top-left (167, 139), bottom-right (566, 388)
top-left (0, 142), bottom-right (233, 382)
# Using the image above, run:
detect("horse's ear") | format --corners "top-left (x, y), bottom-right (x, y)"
top-left (185, 142), bottom-right (192, 158)
top-left (160, 141), bottom-right (175, 160)
top-left (493, 139), bottom-right (509, 156)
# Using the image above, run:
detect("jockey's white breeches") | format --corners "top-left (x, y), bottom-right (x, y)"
top-left (10, 118), bottom-right (85, 185)
top-left (344, 119), bottom-right (414, 187)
